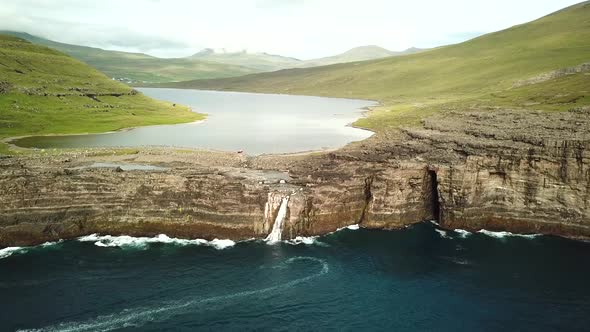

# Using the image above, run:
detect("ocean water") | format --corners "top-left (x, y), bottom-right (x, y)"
top-left (13, 89), bottom-right (374, 155)
top-left (2, 223), bottom-right (590, 331)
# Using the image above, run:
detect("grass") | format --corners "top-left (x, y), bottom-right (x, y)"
top-left (0, 34), bottom-right (203, 154)
top-left (160, 1), bottom-right (590, 131)
top-left (1, 33), bottom-right (425, 85)
top-left (0, 32), bottom-right (261, 83)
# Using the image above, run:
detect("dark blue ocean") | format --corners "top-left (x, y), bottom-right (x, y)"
top-left (2, 222), bottom-right (590, 332)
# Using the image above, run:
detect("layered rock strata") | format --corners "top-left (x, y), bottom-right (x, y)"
top-left (1, 108), bottom-right (589, 247)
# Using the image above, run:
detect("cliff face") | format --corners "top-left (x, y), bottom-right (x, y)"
top-left (1, 108), bottom-right (589, 247)
top-left (418, 109), bottom-right (590, 237)
top-left (436, 143), bottom-right (590, 237)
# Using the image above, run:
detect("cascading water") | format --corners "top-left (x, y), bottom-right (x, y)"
top-left (265, 196), bottom-right (290, 244)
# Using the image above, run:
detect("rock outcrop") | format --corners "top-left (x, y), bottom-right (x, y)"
top-left (1, 108), bottom-right (589, 247)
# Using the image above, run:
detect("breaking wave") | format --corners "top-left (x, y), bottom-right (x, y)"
top-left (478, 229), bottom-right (540, 239)
top-left (433, 226), bottom-right (540, 240)
top-left (0, 247), bottom-right (26, 259)
top-left (77, 234), bottom-right (235, 250)
top-left (19, 256), bottom-right (329, 332)
top-left (0, 241), bottom-right (63, 260)
top-left (454, 229), bottom-right (472, 238)
top-left (435, 229), bottom-right (451, 239)
top-left (282, 224), bottom-right (360, 246)
top-left (287, 236), bottom-right (319, 245)
top-left (285, 236), bottom-right (330, 247)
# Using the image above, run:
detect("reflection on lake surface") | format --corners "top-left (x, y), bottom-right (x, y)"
top-left (14, 88), bottom-right (375, 155)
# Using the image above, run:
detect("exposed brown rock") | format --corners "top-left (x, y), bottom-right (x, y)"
top-left (0, 108), bottom-right (589, 247)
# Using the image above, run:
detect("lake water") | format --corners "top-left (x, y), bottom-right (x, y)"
top-left (13, 88), bottom-right (375, 155)
top-left (2, 222), bottom-right (590, 331)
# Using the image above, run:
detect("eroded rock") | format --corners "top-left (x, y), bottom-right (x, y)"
top-left (0, 108), bottom-right (589, 247)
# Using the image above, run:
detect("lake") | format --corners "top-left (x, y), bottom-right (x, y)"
top-left (13, 88), bottom-right (375, 155)
top-left (2, 222), bottom-right (590, 331)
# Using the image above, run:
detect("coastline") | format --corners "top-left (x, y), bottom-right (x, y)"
top-left (2, 118), bottom-right (208, 151)
top-left (1, 95), bottom-right (589, 248)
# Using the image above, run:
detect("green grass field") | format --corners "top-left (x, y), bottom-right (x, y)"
top-left (0, 32), bottom-right (261, 83)
top-left (1, 32), bottom-right (426, 84)
top-left (0, 34), bottom-right (203, 154)
top-left (161, 1), bottom-right (590, 131)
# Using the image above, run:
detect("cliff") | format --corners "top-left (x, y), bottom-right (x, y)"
top-left (1, 108), bottom-right (589, 247)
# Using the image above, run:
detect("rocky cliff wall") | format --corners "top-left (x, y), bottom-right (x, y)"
top-left (1, 108), bottom-right (589, 247)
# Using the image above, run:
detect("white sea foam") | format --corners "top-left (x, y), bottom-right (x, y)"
top-left (287, 236), bottom-right (318, 245)
top-left (285, 236), bottom-right (329, 247)
top-left (453, 229), bottom-right (472, 238)
top-left (279, 223), bottom-right (359, 245)
top-left (435, 229), bottom-right (450, 239)
top-left (40, 240), bottom-right (63, 247)
top-left (0, 240), bottom-right (63, 260)
top-left (335, 224), bottom-right (361, 232)
top-left (19, 256), bottom-right (329, 332)
top-left (478, 229), bottom-right (540, 239)
top-left (429, 220), bottom-right (440, 226)
top-left (77, 234), bottom-right (234, 249)
top-left (0, 247), bottom-right (25, 259)
top-left (207, 239), bottom-right (236, 250)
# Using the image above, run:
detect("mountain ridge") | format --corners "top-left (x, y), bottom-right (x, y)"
top-left (0, 30), bottom-right (418, 82)
top-left (296, 45), bottom-right (423, 67)
top-left (0, 31), bottom-right (260, 83)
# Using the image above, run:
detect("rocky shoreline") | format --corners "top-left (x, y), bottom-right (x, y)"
top-left (1, 108), bottom-right (589, 247)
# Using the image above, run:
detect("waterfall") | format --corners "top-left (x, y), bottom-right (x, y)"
top-left (265, 196), bottom-right (289, 243)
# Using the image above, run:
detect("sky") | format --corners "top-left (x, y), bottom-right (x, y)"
top-left (0, 0), bottom-right (583, 59)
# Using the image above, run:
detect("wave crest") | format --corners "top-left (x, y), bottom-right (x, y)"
top-left (77, 234), bottom-right (235, 250)
top-left (0, 247), bottom-right (26, 259)
top-left (0, 241), bottom-right (62, 260)
top-left (478, 229), bottom-right (540, 239)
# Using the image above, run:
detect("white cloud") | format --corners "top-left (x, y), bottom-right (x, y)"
top-left (0, 0), bottom-right (583, 59)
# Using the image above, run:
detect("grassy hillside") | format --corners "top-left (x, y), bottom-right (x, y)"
top-left (164, 1), bottom-right (590, 130)
top-left (297, 46), bottom-right (422, 68)
top-left (2, 32), bottom-right (424, 83)
top-left (0, 34), bottom-right (203, 154)
top-left (0, 32), bottom-right (260, 83)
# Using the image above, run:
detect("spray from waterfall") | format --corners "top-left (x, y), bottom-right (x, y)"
top-left (265, 196), bottom-right (290, 244)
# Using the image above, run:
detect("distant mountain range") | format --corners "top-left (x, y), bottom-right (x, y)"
top-left (0, 31), bottom-right (422, 83)
top-left (189, 48), bottom-right (300, 72)
top-left (0, 31), bottom-right (259, 83)
top-left (189, 45), bottom-right (424, 70)
top-left (296, 45), bottom-right (423, 68)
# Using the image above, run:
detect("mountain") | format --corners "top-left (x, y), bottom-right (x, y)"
top-left (0, 31), bottom-right (420, 83)
top-left (188, 45), bottom-right (417, 70)
top-left (0, 34), bottom-right (202, 153)
top-left (297, 45), bottom-right (422, 67)
top-left (189, 48), bottom-right (301, 72)
top-left (161, 1), bottom-right (590, 130)
top-left (0, 31), bottom-right (259, 83)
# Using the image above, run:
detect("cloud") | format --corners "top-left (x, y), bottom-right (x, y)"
top-left (0, 0), bottom-right (583, 59)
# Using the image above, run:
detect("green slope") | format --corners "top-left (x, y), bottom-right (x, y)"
top-left (164, 1), bottom-right (590, 130)
top-left (0, 32), bottom-right (260, 83)
top-left (0, 34), bottom-right (203, 154)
